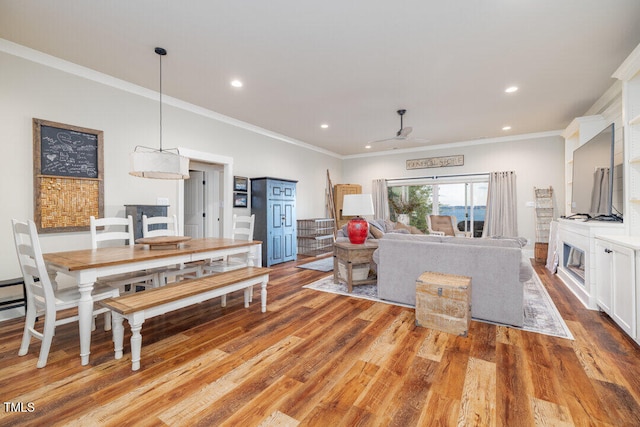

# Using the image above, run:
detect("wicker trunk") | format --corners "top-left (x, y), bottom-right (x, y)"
top-left (415, 271), bottom-right (471, 336)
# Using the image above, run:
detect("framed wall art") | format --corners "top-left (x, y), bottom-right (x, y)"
top-left (33, 118), bottom-right (104, 233)
top-left (233, 192), bottom-right (248, 208)
top-left (234, 176), bottom-right (248, 192)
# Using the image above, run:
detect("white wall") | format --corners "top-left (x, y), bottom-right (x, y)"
top-left (341, 134), bottom-right (566, 251)
top-left (0, 40), bottom-right (567, 283)
top-left (0, 46), bottom-right (342, 280)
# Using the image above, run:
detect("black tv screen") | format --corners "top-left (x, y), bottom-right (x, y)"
top-left (570, 123), bottom-right (614, 218)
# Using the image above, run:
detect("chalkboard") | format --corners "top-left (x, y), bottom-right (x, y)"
top-left (39, 124), bottom-right (99, 178)
top-left (33, 118), bottom-right (104, 233)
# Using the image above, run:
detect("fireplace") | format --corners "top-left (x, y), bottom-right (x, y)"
top-left (563, 243), bottom-right (585, 285)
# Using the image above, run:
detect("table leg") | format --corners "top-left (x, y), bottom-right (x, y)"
top-left (347, 261), bottom-right (353, 293)
top-left (129, 312), bottom-right (145, 371)
top-left (333, 256), bottom-right (339, 284)
top-left (75, 271), bottom-right (97, 366)
top-left (112, 312), bottom-right (124, 359)
top-left (261, 278), bottom-right (268, 313)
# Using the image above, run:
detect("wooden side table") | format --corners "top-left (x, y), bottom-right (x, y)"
top-left (333, 241), bottom-right (378, 292)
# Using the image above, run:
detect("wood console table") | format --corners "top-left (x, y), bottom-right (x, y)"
top-left (333, 241), bottom-right (378, 292)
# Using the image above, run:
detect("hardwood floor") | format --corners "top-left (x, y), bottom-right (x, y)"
top-left (1, 257), bottom-right (640, 426)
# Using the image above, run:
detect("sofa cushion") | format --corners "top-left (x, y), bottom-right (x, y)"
top-left (382, 233), bottom-right (444, 243)
top-left (445, 236), bottom-right (524, 249)
top-left (490, 236), bottom-right (528, 248)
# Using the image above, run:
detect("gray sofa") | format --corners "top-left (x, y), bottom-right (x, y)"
top-left (375, 233), bottom-right (532, 327)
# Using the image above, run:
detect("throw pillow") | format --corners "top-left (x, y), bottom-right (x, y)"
top-left (394, 221), bottom-right (410, 232)
top-left (369, 224), bottom-right (384, 239)
top-left (409, 225), bottom-right (425, 235)
top-left (383, 219), bottom-right (396, 232)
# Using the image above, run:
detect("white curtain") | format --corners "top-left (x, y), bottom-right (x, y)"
top-left (372, 179), bottom-right (390, 220)
top-left (482, 171), bottom-right (518, 237)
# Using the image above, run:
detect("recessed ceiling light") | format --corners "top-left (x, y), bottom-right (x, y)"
top-left (365, 144), bottom-right (372, 149)
top-left (502, 126), bottom-right (512, 131)
top-left (230, 79), bottom-right (243, 88)
top-left (505, 86), bottom-right (518, 93)
top-left (320, 124), bottom-right (329, 129)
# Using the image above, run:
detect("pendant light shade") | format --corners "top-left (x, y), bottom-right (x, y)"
top-left (130, 147), bottom-right (190, 179)
top-left (129, 47), bottom-right (190, 180)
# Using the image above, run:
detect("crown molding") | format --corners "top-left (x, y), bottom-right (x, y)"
top-left (0, 38), bottom-right (342, 160)
top-left (613, 42), bottom-right (640, 81)
top-left (343, 130), bottom-right (563, 160)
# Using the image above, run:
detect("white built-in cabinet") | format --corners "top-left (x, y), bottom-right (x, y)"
top-left (595, 237), bottom-right (636, 338)
top-left (614, 43), bottom-right (640, 236)
top-left (559, 43), bottom-right (640, 344)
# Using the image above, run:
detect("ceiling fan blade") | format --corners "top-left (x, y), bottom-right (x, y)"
top-left (369, 136), bottom-right (399, 144)
top-left (398, 126), bottom-right (412, 137)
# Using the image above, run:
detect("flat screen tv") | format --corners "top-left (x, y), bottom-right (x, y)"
top-left (570, 123), bottom-right (620, 221)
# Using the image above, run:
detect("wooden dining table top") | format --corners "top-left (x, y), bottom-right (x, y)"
top-left (43, 238), bottom-right (262, 271)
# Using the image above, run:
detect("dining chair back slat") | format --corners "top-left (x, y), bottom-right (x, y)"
top-left (142, 215), bottom-right (178, 238)
top-left (90, 216), bottom-right (136, 248)
top-left (232, 214), bottom-right (255, 241)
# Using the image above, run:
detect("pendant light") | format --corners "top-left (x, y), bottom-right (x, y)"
top-left (130, 47), bottom-right (190, 179)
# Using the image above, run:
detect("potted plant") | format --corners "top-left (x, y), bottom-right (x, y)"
top-left (389, 197), bottom-right (420, 225)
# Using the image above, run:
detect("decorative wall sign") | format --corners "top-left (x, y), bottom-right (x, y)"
top-left (33, 118), bottom-right (104, 233)
top-left (406, 155), bottom-right (464, 170)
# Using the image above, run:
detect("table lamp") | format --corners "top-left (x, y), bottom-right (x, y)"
top-left (342, 194), bottom-right (375, 244)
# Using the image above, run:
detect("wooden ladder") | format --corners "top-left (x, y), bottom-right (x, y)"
top-left (534, 187), bottom-right (553, 262)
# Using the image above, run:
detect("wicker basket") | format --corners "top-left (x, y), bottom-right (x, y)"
top-left (338, 263), bottom-right (370, 281)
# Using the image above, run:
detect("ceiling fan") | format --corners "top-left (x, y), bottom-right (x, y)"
top-left (369, 109), bottom-right (428, 144)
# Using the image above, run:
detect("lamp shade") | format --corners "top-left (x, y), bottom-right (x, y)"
top-left (130, 149), bottom-right (190, 179)
top-left (342, 194), bottom-right (375, 216)
top-left (342, 194), bottom-right (374, 244)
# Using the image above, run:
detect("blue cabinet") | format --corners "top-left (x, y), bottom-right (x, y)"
top-left (251, 178), bottom-right (297, 266)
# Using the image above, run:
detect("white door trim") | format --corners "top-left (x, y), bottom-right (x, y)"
top-left (177, 148), bottom-right (234, 238)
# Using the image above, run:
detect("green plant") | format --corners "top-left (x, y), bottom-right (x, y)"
top-left (388, 185), bottom-right (433, 232)
top-left (389, 196), bottom-right (420, 215)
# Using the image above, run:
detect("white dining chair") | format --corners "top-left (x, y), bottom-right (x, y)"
top-left (142, 215), bottom-right (202, 284)
top-left (142, 214), bottom-right (179, 238)
top-left (90, 216), bottom-right (159, 293)
top-left (203, 214), bottom-right (255, 274)
top-left (12, 219), bottom-right (120, 368)
top-left (202, 214), bottom-right (256, 306)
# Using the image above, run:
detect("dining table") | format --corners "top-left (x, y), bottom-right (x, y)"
top-left (42, 237), bottom-right (262, 366)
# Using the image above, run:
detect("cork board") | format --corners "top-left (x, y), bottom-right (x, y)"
top-left (33, 118), bottom-right (104, 233)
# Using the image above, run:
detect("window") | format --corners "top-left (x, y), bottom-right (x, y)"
top-left (387, 175), bottom-right (488, 235)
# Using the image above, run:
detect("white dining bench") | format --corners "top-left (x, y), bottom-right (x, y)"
top-left (100, 266), bottom-right (271, 371)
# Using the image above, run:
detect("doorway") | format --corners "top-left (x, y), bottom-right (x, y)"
top-left (177, 148), bottom-right (234, 238)
top-left (184, 163), bottom-right (223, 238)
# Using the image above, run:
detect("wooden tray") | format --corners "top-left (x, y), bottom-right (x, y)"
top-left (135, 236), bottom-right (192, 249)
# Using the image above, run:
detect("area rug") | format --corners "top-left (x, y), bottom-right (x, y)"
top-left (303, 271), bottom-right (574, 340)
top-left (297, 257), bottom-right (334, 272)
